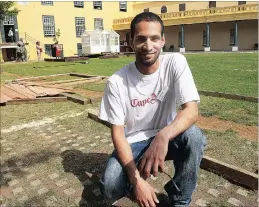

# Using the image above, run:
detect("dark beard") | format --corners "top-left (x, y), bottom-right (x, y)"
top-left (136, 53), bottom-right (160, 66)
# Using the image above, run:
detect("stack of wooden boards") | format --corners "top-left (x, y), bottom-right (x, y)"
top-left (0, 73), bottom-right (107, 106)
top-left (1, 83), bottom-right (65, 104)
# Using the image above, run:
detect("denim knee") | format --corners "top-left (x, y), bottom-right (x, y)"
top-left (100, 157), bottom-right (127, 200)
top-left (182, 125), bottom-right (207, 152)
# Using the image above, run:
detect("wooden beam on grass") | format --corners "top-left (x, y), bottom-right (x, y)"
top-left (200, 156), bottom-right (258, 190)
top-left (88, 110), bottom-right (112, 128)
top-left (25, 78), bottom-right (90, 86)
top-left (70, 73), bottom-right (108, 79)
top-left (6, 96), bottom-right (67, 105)
top-left (61, 93), bottom-right (88, 105)
top-left (12, 73), bottom-right (70, 82)
top-left (199, 90), bottom-right (258, 103)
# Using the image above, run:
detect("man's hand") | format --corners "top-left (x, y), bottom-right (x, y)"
top-left (134, 177), bottom-right (159, 207)
top-left (139, 132), bottom-right (169, 179)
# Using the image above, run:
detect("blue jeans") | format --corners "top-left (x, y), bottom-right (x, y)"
top-left (100, 125), bottom-right (207, 207)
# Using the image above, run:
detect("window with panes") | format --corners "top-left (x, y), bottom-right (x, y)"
top-left (209, 1), bottom-right (216, 8)
top-left (93, 1), bottom-right (102, 10)
top-left (44, 44), bottom-right (52, 55)
top-left (42, 15), bottom-right (55, 37)
top-left (161, 6), bottom-right (167, 13)
top-left (74, 1), bottom-right (84, 8)
top-left (119, 1), bottom-right (127, 12)
top-left (179, 3), bottom-right (185, 11)
top-left (238, 1), bottom-right (246, 5)
top-left (75, 17), bottom-right (85, 37)
top-left (3, 16), bottom-right (14, 25)
top-left (77, 43), bottom-right (82, 55)
top-left (94, 18), bottom-right (103, 30)
top-left (41, 1), bottom-right (53, 6)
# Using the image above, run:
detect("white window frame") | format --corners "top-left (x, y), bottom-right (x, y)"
top-left (94, 18), bottom-right (103, 30)
top-left (41, 1), bottom-right (53, 6)
top-left (119, 1), bottom-right (127, 12)
top-left (74, 1), bottom-right (84, 8)
top-left (75, 17), bottom-right (85, 37)
top-left (3, 16), bottom-right (14, 25)
top-left (93, 1), bottom-right (102, 10)
top-left (42, 15), bottom-right (55, 37)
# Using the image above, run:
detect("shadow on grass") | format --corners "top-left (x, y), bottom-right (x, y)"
top-left (61, 150), bottom-right (111, 207)
top-left (1, 149), bottom-right (59, 187)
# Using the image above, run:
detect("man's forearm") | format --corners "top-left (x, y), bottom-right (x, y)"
top-left (112, 125), bottom-right (141, 186)
top-left (158, 101), bottom-right (198, 141)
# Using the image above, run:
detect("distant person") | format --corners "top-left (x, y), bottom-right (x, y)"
top-left (16, 38), bottom-right (25, 62)
top-left (36, 41), bottom-right (42, 62)
top-left (8, 28), bottom-right (14, 42)
top-left (52, 41), bottom-right (61, 59)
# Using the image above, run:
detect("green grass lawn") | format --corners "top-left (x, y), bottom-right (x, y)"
top-left (1, 53), bottom-right (258, 96)
top-left (186, 53), bottom-right (258, 97)
top-left (199, 95), bottom-right (257, 126)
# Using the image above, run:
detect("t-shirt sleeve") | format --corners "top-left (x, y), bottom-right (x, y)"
top-left (174, 55), bottom-right (200, 106)
top-left (99, 80), bottom-right (125, 125)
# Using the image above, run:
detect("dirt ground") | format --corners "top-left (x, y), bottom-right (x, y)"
top-left (197, 115), bottom-right (258, 140)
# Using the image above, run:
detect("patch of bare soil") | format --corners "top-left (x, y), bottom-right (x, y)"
top-left (197, 115), bottom-right (258, 140)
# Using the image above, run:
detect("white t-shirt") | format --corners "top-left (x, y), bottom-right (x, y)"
top-left (99, 53), bottom-right (200, 144)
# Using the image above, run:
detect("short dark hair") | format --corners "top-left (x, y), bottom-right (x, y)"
top-left (130, 12), bottom-right (164, 40)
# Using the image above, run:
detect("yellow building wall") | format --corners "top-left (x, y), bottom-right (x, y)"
top-left (163, 25), bottom-right (180, 51)
top-left (163, 19), bottom-right (257, 51)
top-left (15, 1), bottom-right (135, 60)
top-left (185, 24), bottom-right (205, 51)
top-left (238, 19), bottom-right (258, 50)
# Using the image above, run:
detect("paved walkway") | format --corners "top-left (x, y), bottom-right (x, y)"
top-left (1, 111), bottom-right (258, 207)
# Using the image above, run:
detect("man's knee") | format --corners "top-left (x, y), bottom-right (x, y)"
top-left (182, 125), bottom-right (207, 151)
top-left (100, 158), bottom-right (126, 199)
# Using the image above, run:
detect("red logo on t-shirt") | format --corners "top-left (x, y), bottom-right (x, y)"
top-left (131, 93), bottom-right (157, 107)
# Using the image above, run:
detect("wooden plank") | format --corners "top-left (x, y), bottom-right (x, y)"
top-left (27, 86), bottom-right (48, 97)
top-left (13, 73), bottom-right (70, 82)
top-left (5, 84), bottom-right (36, 99)
top-left (88, 111), bottom-right (112, 128)
top-left (0, 93), bottom-right (12, 102)
top-left (89, 97), bottom-right (102, 104)
top-left (1, 86), bottom-right (30, 99)
top-left (55, 77), bottom-right (103, 87)
top-left (39, 86), bottom-right (64, 96)
top-left (199, 90), bottom-right (258, 103)
top-left (200, 156), bottom-right (258, 190)
top-left (61, 93), bottom-right (88, 105)
top-left (70, 73), bottom-right (108, 79)
top-left (7, 84), bottom-right (37, 97)
top-left (25, 78), bottom-right (90, 86)
top-left (6, 96), bottom-right (68, 105)
top-left (0, 93), bottom-right (11, 104)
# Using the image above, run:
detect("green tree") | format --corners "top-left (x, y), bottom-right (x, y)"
top-left (53, 28), bottom-right (61, 43)
top-left (0, 2), bottom-right (19, 20)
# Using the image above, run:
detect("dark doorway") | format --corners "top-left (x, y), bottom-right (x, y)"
top-left (4, 25), bottom-right (15, 42)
